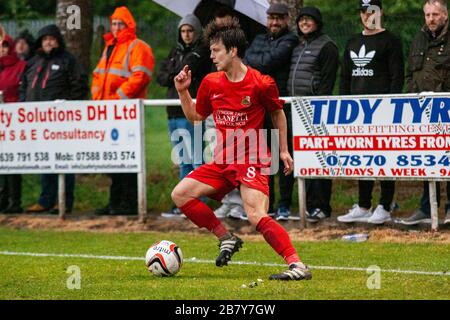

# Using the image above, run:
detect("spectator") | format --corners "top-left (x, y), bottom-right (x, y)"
top-left (243, 3), bottom-right (299, 220)
top-left (286, 6), bottom-right (339, 223)
top-left (157, 14), bottom-right (211, 218)
top-left (92, 6), bottom-right (154, 216)
top-left (15, 29), bottom-right (35, 61)
top-left (22, 24), bottom-right (89, 214)
top-left (0, 32), bottom-right (27, 214)
top-left (399, 0), bottom-right (450, 226)
top-left (337, 0), bottom-right (404, 225)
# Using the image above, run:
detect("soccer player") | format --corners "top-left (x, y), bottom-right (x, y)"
top-left (171, 17), bottom-right (312, 281)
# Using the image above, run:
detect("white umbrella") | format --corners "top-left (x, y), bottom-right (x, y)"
top-left (153, 0), bottom-right (270, 26)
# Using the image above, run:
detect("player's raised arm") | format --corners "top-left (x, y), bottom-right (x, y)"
top-left (174, 65), bottom-right (206, 122)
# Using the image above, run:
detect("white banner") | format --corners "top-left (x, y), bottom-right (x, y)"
top-left (292, 93), bottom-right (450, 180)
top-left (0, 99), bottom-right (143, 174)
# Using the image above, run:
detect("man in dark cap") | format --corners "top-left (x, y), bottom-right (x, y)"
top-left (338, 0), bottom-right (404, 225)
top-left (21, 24), bottom-right (89, 215)
top-left (286, 6), bottom-right (339, 222)
top-left (242, 3), bottom-right (298, 221)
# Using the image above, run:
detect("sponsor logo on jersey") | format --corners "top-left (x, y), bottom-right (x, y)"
top-left (241, 96), bottom-right (251, 106)
top-left (215, 110), bottom-right (249, 127)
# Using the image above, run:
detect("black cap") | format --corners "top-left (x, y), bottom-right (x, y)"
top-left (360, 0), bottom-right (382, 11)
top-left (296, 6), bottom-right (323, 27)
top-left (267, 3), bottom-right (289, 16)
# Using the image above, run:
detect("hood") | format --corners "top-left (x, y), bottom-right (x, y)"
top-left (35, 24), bottom-right (66, 50)
top-left (0, 34), bottom-right (15, 53)
top-left (177, 14), bottom-right (203, 47)
top-left (296, 6), bottom-right (324, 36)
top-left (0, 34), bottom-right (19, 68)
top-left (104, 6), bottom-right (137, 44)
top-left (15, 29), bottom-right (35, 48)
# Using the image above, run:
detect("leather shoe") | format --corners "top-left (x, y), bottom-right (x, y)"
top-left (25, 203), bottom-right (48, 213)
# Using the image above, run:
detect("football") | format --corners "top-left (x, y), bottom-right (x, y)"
top-left (145, 240), bottom-right (183, 276)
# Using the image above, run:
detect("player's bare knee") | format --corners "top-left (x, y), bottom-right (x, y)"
top-left (171, 186), bottom-right (187, 207)
top-left (246, 210), bottom-right (266, 226)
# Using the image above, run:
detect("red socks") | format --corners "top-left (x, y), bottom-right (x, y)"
top-left (180, 199), bottom-right (229, 239)
top-left (256, 216), bottom-right (300, 265)
top-left (179, 201), bottom-right (300, 265)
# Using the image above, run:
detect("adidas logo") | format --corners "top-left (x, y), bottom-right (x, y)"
top-left (350, 45), bottom-right (375, 67)
top-left (350, 45), bottom-right (375, 77)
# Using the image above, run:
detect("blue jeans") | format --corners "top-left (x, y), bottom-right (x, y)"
top-left (168, 118), bottom-right (203, 180)
top-left (38, 174), bottom-right (75, 210)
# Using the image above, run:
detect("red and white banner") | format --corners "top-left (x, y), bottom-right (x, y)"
top-left (0, 99), bottom-right (143, 174)
top-left (292, 93), bottom-right (450, 179)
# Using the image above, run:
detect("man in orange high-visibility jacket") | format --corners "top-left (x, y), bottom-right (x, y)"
top-left (92, 6), bottom-right (154, 216)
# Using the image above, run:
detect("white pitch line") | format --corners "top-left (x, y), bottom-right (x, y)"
top-left (0, 251), bottom-right (449, 277)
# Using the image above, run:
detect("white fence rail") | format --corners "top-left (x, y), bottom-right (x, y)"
top-left (1, 96), bottom-right (446, 230)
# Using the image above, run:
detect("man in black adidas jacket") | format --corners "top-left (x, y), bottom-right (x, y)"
top-left (20, 24), bottom-right (88, 215)
top-left (338, 0), bottom-right (404, 225)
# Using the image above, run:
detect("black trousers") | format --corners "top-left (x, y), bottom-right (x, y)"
top-left (109, 173), bottom-right (137, 212)
top-left (0, 175), bottom-right (22, 209)
top-left (420, 181), bottom-right (450, 216)
top-left (265, 105), bottom-right (295, 211)
top-left (306, 179), bottom-right (332, 216)
top-left (358, 180), bottom-right (395, 211)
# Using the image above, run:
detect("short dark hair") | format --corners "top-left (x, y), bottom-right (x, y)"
top-left (213, 6), bottom-right (236, 19)
top-left (204, 17), bottom-right (248, 58)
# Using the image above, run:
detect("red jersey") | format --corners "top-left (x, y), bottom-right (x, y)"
top-left (196, 67), bottom-right (283, 166)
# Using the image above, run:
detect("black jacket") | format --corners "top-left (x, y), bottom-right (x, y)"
top-left (340, 30), bottom-right (404, 95)
top-left (406, 21), bottom-right (450, 93)
top-left (287, 30), bottom-right (339, 97)
top-left (244, 28), bottom-right (298, 96)
top-left (157, 42), bottom-right (211, 119)
top-left (157, 15), bottom-right (211, 119)
top-left (19, 25), bottom-right (88, 102)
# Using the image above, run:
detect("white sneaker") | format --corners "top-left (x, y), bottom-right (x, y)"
top-left (228, 205), bottom-right (245, 219)
top-left (214, 203), bottom-right (232, 219)
top-left (337, 204), bottom-right (372, 223)
top-left (368, 205), bottom-right (392, 224)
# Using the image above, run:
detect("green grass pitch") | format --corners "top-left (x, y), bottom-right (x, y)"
top-left (0, 227), bottom-right (449, 300)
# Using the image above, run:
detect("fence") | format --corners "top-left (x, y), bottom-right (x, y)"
top-left (1, 96), bottom-right (447, 231)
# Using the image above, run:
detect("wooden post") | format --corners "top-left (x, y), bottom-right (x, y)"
top-left (58, 174), bottom-right (66, 220)
top-left (298, 177), bottom-right (307, 229)
top-left (429, 181), bottom-right (439, 231)
top-left (138, 100), bottom-right (147, 223)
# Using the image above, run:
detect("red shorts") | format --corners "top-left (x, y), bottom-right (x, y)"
top-left (186, 163), bottom-right (269, 201)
